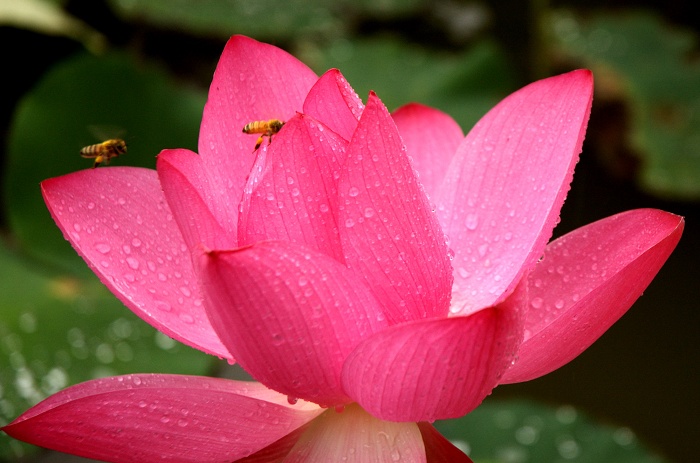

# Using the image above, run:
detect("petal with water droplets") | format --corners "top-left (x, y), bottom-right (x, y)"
top-left (303, 69), bottom-right (364, 141)
top-left (198, 241), bottom-right (388, 405)
top-left (338, 92), bottom-right (453, 323)
top-left (342, 281), bottom-right (526, 422)
top-left (238, 114), bottom-right (348, 262)
top-left (157, 148), bottom-right (238, 250)
top-left (392, 103), bottom-right (463, 200)
top-left (501, 209), bottom-right (684, 383)
top-left (437, 70), bottom-right (593, 316)
top-left (198, 35), bottom-right (318, 233)
top-left (2, 374), bottom-right (322, 463)
top-left (41, 168), bottom-right (231, 359)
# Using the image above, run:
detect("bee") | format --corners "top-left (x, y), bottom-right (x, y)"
top-left (242, 119), bottom-right (284, 152)
top-left (80, 139), bottom-right (127, 168)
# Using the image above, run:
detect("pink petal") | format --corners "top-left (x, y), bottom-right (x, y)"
top-left (238, 114), bottom-right (348, 262)
top-left (157, 148), bottom-right (238, 250)
top-left (501, 209), bottom-right (684, 384)
top-left (392, 103), bottom-right (464, 199)
top-left (284, 404), bottom-right (427, 463)
top-left (418, 423), bottom-right (474, 463)
top-left (338, 92), bottom-right (454, 323)
top-left (197, 241), bottom-right (389, 405)
top-left (2, 374), bottom-right (322, 463)
top-left (303, 69), bottom-right (364, 140)
top-left (41, 168), bottom-right (231, 359)
top-left (237, 423), bottom-right (311, 463)
top-left (437, 70), bottom-right (593, 316)
top-left (341, 281), bottom-right (526, 422)
top-left (198, 35), bottom-right (318, 233)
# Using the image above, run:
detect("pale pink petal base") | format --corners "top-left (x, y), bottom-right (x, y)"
top-left (41, 168), bottom-right (231, 359)
top-left (502, 208), bottom-right (684, 383)
top-left (2, 375), bottom-right (322, 463)
top-left (284, 404), bottom-right (427, 463)
top-left (342, 281), bottom-right (526, 422)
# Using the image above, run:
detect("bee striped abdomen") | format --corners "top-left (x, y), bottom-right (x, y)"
top-left (242, 119), bottom-right (284, 151)
top-left (80, 139), bottom-right (127, 168)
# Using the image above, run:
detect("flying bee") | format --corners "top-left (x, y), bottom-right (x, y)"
top-left (80, 139), bottom-right (127, 168)
top-left (242, 119), bottom-right (284, 152)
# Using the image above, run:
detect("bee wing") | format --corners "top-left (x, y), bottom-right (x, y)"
top-left (88, 124), bottom-right (126, 140)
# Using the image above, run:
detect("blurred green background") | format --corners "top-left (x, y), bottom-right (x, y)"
top-left (0, 0), bottom-right (698, 462)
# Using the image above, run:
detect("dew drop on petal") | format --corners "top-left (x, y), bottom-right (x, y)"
top-left (155, 301), bottom-right (172, 312)
top-left (95, 243), bottom-right (111, 254)
top-left (126, 257), bottom-right (139, 270)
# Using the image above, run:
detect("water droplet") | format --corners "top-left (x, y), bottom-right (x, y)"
top-left (345, 218), bottom-right (355, 228)
top-left (95, 243), bottom-right (111, 254)
top-left (155, 301), bottom-right (172, 312)
top-left (348, 186), bottom-right (360, 197)
top-left (364, 207), bottom-right (375, 218)
top-left (126, 257), bottom-right (139, 270)
top-left (465, 214), bottom-right (479, 230)
top-left (530, 297), bottom-right (544, 309)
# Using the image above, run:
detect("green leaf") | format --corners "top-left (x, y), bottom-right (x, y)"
top-left (0, 245), bottom-right (216, 460)
top-left (550, 10), bottom-right (700, 199)
top-left (0, 0), bottom-right (105, 52)
top-left (4, 50), bottom-right (205, 274)
top-left (435, 399), bottom-right (668, 463)
top-left (108, 0), bottom-right (344, 40)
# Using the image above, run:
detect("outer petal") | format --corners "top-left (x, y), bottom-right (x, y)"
top-left (198, 241), bottom-right (389, 405)
top-left (303, 69), bottom-right (364, 141)
top-left (392, 103), bottom-right (464, 200)
top-left (41, 168), bottom-right (230, 359)
top-left (341, 281), bottom-right (527, 422)
top-left (418, 423), bottom-right (474, 463)
top-left (501, 209), bottom-right (684, 384)
top-left (198, 35), bottom-right (318, 234)
top-left (157, 148), bottom-right (238, 250)
top-left (437, 70), bottom-right (593, 315)
top-left (338, 92), bottom-right (453, 323)
top-left (284, 404), bottom-right (427, 463)
top-left (238, 114), bottom-right (348, 262)
top-left (2, 374), bottom-right (322, 463)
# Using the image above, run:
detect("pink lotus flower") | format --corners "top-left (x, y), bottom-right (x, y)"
top-left (3, 35), bottom-right (683, 462)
